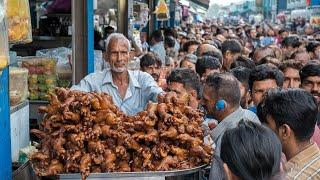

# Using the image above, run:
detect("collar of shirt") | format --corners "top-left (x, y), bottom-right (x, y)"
top-left (285, 143), bottom-right (320, 172)
top-left (102, 69), bottom-right (141, 89)
top-left (210, 107), bottom-right (243, 142)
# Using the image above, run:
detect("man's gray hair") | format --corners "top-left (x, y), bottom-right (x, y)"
top-left (105, 33), bottom-right (131, 52)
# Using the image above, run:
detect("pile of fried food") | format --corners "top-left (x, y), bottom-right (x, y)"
top-left (30, 88), bottom-right (212, 180)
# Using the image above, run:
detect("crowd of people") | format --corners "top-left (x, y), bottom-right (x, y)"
top-left (81, 21), bottom-right (320, 179)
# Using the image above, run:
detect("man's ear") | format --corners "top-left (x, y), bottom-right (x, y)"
top-left (279, 124), bottom-right (292, 142)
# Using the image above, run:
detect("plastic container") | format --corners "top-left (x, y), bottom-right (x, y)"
top-left (0, 0), bottom-right (9, 70)
top-left (7, 0), bottom-right (32, 44)
top-left (20, 56), bottom-right (57, 101)
top-left (9, 67), bottom-right (29, 106)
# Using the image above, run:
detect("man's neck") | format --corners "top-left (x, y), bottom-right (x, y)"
top-left (285, 140), bottom-right (313, 161)
top-left (111, 70), bottom-right (129, 84)
top-left (218, 106), bottom-right (240, 121)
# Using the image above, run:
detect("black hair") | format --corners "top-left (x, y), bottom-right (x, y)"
top-left (306, 41), bottom-right (320, 53)
top-left (279, 29), bottom-right (288, 34)
top-left (221, 120), bottom-right (282, 180)
top-left (257, 89), bottom-right (318, 141)
top-left (281, 36), bottom-right (301, 48)
top-left (231, 67), bottom-right (252, 91)
top-left (166, 68), bottom-right (201, 96)
top-left (164, 36), bottom-right (176, 48)
top-left (231, 56), bottom-right (256, 69)
top-left (140, 52), bottom-right (162, 69)
top-left (164, 28), bottom-right (177, 38)
top-left (279, 60), bottom-right (303, 72)
top-left (205, 73), bottom-right (240, 106)
top-left (151, 30), bottom-right (163, 42)
top-left (183, 40), bottom-right (200, 52)
top-left (249, 64), bottom-right (284, 91)
top-left (196, 55), bottom-right (222, 78)
top-left (202, 51), bottom-right (223, 63)
top-left (299, 61), bottom-right (320, 83)
top-left (221, 39), bottom-right (242, 55)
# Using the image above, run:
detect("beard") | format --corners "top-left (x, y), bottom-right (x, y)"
top-left (110, 62), bottom-right (127, 73)
top-left (151, 73), bottom-right (160, 81)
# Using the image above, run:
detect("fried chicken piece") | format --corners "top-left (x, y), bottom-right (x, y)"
top-left (65, 160), bottom-right (80, 173)
top-left (63, 111), bottom-right (81, 123)
top-left (160, 126), bottom-right (178, 139)
top-left (52, 134), bottom-right (66, 156)
top-left (41, 159), bottom-right (64, 176)
top-left (156, 156), bottom-right (178, 171)
top-left (91, 166), bottom-right (102, 173)
top-left (105, 112), bottom-right (119, 126)
top-left (30, 129), bottom-right (47, 139)
top-left (131, 154), bottom-right (143, 172)
top-left (100, 125), bottom-right (111, 137)
top-left (103, 149), bottom-right (116, 171)
top-left (170, 146), bottom-right (188, 161)
top-left (146, 103), bottom-right (158, 120)
top-left (92, 154), bottom-right (104, 165)
top-left (68, 132), bottom-right (85, 147)
top-left (157, 103), bottom-right (171, 121)
top-left (88, 141), bottom-right (105, 153)
top-left (118, 161), bottom-right (131, 172)
top-left (190, 146), bottom-right (211, 163)
top-left (145, 128), bottom-right (159, 142)
top-left (177, 125), bottom-right (186, 134)
top-left (91, 97), bottom-right (101, 110)
top-left (80, 154), bottom-right (92, 180)
top-left (30, 152), bottom-right (49, 161)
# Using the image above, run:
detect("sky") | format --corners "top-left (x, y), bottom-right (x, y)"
top-left (209, 0), bottom-right (249, 6)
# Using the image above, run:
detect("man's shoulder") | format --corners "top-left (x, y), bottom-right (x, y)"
top-left (129, 70), bottom-right (154, 82)
top-left (240, 108), bottom-right (260, 124)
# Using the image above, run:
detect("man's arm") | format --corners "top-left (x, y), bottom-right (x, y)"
top-left (70, 78), bottom-right (92, 92)
top-left (140, 72), bottom-right (163, 102)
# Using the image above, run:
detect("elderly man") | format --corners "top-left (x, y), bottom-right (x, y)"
top-left (72, 33), bottom-right (163, 115)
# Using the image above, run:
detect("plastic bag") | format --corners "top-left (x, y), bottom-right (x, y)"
top-left (7, 0), bottom-right (32, 44)
top-left (0, 0), bottom-right (9, 70)
top-left (36, 47), bottom-right (72, 81)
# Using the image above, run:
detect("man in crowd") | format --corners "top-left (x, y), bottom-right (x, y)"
top-left (306, 41), bottom-right (320, 60)
top-left (202, 73), bottom-right (259, 156)
top-left (183, 40), bottom-right (200, 54)
top-left (166, 68), bottom-right (201, 109)
top-left (279, 60), bottom-right (303, 89)
top-left (180, 54), bottom-right (197, 72)
top-left (248, 64), bottom-right (284, 112)
top-left (257, 89), bottom-right (320, 179)
top-left (292, 51), bottom-right (311, 65)
top-left (282, 36), bottom-right (301, 60)
top-left (300, 61), bottom-right (320, 127)
top-left (221, 39), bottom-right (242, 72)
top-left (150, 30), bottom-right (166, 65)
top-left (72, 33), bottom-right (163, 115)
top-left (140, 52), bottom-right (162, 82)
top-left (196, 55), bottom-right (222, 82)
top-left (231, 67), bottom-right (252, 109)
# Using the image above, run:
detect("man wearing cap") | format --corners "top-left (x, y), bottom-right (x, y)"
top-left (180, 54), bottom-right (197, 72)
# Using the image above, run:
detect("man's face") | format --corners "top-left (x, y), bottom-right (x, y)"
top-left (106, 39), bottom-right (129, 73)
top-left (250, 29), bottom-right (257, 38)
top-left (181, 60), bottom-right (196, 72)
top-left (252, 79), bottom-right (278, 105)
top-left (302, 76), bottom-right (320, 103)
top-left (167, 82), bottom-right (189, 104)
top-left (224, 52), bottom-right (240, 70)
top-left (188, 45), bottom-right (199, 54)
top-left (282, 46), bottom-right (296, 60)
top-left (281, 32), bottom-right (289, 39)
top-left (142, 64), bottom-right (161, 81)
top-left (202, 85), bottom-right (217, 116)
top-left (283, 67), bottom-right (301, 89)
top-left (294, 52), bottom-right (310, 65)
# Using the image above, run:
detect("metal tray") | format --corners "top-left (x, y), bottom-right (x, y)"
top-left (45, 164), bottom-right (209, 180)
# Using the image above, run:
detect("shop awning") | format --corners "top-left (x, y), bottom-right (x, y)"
top-left (179, 0), bottom-right (190, 7)
top-left (188, 0), bottom-right (209, 9)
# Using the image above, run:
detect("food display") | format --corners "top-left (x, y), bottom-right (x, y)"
top-left (20, 57), bottom-right (57, 100)
top-left (9, 67), bottom-right (28, 106)
top-left (30, 88), bottom-right (212, 180)
top-left (7, 0), bottom-right (32, 44)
